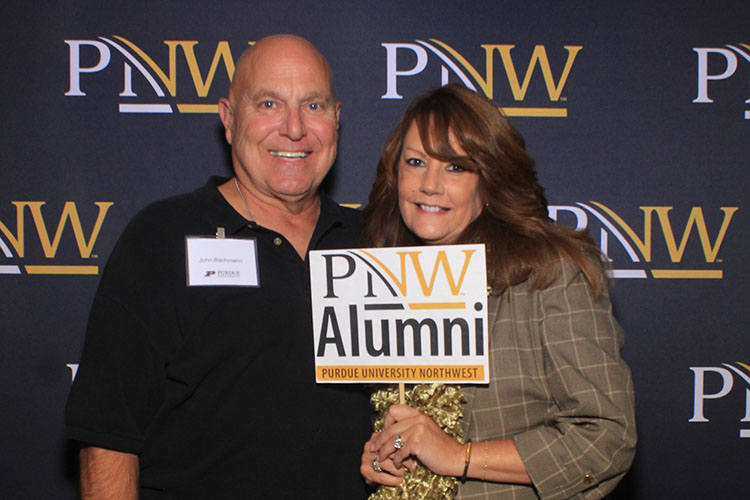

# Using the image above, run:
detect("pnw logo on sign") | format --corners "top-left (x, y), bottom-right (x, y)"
top-left (382, 39), bottom-right (581, 117)
top-left (309, 244), bottom-right (489, 384)
top-left (549, 202), bottom-right (738, 279)
top-left (65, 36), bottom-right (251, 114)
top-left (0, 201), bottom-right (112, 275)
top-left (690, 362), bottom-right (750, 439)
top-left (693, 44), bottom-right (750, 120)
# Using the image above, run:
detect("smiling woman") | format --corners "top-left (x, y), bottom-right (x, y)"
top-left (397, 123), bottom-right (483, 245)
top-left (360, 85), bottom-right (636, 500)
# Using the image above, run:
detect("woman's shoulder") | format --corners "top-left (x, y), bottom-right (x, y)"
top-left (499, 256), bottom-right (603, 300)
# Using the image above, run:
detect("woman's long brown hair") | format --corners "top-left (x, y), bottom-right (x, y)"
top-left (363, 84), bottom-right (607, 297)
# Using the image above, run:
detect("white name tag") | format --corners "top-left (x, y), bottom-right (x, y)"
top-left (186, 236), bottom-right (259, 287)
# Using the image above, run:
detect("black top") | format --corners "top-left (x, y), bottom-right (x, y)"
top-left (65, 178), bottom-right (372, 499)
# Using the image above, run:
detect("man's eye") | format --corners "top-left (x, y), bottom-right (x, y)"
top-left (309, 102), bottom-right (320, 110)
top-left (260, 100), bottom-right (274, 109)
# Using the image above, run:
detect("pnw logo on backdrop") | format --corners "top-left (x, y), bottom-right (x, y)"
top-left (693, 44), bottom-right (750, 120)
top-left (690, 362), bottom-right (750, 439)
top-left (65, 37), bottom-right (251, 113)
top-left (382, 39), bottom-right (581, 117)
top-left (548, 203), bottom-right (738, 279)
top-left (0, 201), bottom-right (112, 275)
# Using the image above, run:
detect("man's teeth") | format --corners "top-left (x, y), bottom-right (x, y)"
top-left (270, 151), bottom-right (309, 158)
top-left (418, 204), bottom-right (445, 213)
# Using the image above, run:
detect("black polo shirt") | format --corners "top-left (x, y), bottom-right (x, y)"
top-left (65, 178), bottom-right (371, 499)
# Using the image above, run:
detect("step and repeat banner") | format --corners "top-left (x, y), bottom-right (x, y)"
top-left (1, 1), bottom-right (747, 498)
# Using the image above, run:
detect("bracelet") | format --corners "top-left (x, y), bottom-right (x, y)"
top-left (460, 441), bottom-right (472, 483)
top-left (482, 441), bottom-right (489, 481)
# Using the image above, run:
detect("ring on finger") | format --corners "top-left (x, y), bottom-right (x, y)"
top-left (394, 434), bottom-right (405, 450)
top-left (372, 458), bottom-right (383, 473)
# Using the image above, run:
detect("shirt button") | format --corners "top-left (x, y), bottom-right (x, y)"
top-left (273, 237), bottom-right (282, 246)
top-left (582, 473), bottom-right (594, 485)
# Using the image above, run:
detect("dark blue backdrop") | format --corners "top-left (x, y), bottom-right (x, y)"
top-left (1, 1), bottom-right (747, 498)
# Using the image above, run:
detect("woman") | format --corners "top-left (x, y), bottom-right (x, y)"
top-left (360, 84), bottom-right (636, 499)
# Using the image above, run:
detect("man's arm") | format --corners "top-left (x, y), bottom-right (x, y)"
top-left (80, 446), bottom-right (138, 500)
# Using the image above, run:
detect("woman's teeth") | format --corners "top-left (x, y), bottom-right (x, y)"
top-left (418, 204), bottom-right (445, 213)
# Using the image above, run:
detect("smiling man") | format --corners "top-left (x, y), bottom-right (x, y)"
top-left (217, 35), bottom-right (342, 254)
top-left (65, 35), bottom-right (371, 499)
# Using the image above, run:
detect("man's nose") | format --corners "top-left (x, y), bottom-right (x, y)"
top-left (279, 106), bottom-right (306, 140)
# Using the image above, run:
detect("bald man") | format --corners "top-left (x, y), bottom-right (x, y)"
top-left (65, 35), bottom-right (371, 499)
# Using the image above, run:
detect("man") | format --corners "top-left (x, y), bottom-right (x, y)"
top-left (65, 34), bottom-right (371, 499)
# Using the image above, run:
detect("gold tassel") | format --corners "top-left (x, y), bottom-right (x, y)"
top-left (369, 384), bottom-right (464, 500)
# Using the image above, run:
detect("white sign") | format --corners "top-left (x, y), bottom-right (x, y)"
top-left (185, 237), bottom-right (259, 287)
top-left (309, 244), bottom-right (488, 383)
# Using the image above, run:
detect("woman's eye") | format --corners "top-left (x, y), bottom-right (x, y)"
top-left (406, 158), bottom-right (424, 167)
top-left (447, 164), bottom-right (466, 172)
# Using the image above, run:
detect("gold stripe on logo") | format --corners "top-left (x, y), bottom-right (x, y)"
top-left (651, 270), bottom-right (722, 279)
top-left (502, 107), bottom-right (567, 117)
top-left (408, 302), bottom-right (466, 309)
top-left (177, 104), bottom-right (219, 113)
top-left (25, 265), bottom-right (99, 275)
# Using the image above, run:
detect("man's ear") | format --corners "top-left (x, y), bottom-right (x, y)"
top-left (218, 97), bottom-right (233, 144)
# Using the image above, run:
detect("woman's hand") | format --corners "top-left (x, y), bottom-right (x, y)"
top-left (360, 432), bottom-right (407, 486)
top-left (369, 404), bottom-right (465, 477)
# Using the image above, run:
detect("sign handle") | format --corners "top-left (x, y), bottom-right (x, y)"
top-left (399, 382), bottom-right (405, 404)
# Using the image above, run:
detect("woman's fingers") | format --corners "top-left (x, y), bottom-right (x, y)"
top-left (361, 454), bottom-right (405, 486)
top-left (372, 404), bottom-right (424, 454)
top-left (361, 433), bottom-right (406, 487)
top-left (369, 404), bottom-right (465, 476)
top-left (382, 404), bottom-right (420, 429)
top-left (378, 409), bottom-right (466, 476)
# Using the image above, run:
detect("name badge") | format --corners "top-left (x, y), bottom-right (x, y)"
top-left (186, 236), bottom-right (259, 287)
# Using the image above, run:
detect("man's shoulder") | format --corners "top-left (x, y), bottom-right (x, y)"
top-left (101, 180), bottom-right (225, 269)
top-left (96, 181), bottom-right (228, 291)
top-left (131, 193), bottom-right (195, 229)
top-left (123, 179), bottom-right (225, 237)
top-left (139, 180), bottom-right (214, 217)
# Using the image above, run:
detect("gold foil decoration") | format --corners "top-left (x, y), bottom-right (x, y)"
top-left (369, 383), bottom-right (464, 500)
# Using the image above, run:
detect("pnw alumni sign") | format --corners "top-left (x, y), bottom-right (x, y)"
top-left (309, 244), bottom-right (489, 384)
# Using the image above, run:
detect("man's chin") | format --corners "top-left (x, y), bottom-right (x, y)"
top-left (266, 182), bottom-right (323, 203)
